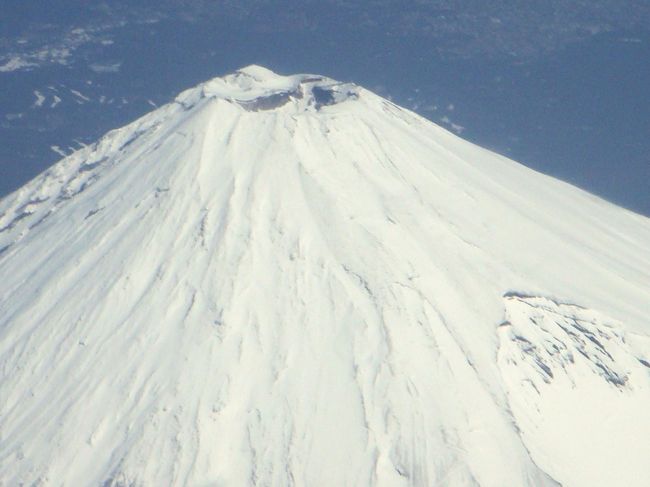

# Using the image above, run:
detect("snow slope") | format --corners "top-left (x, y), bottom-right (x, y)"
top-left (1, 65), bottom-right (649, 487)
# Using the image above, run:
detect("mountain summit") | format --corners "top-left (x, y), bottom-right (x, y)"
top-left (1, 66), bottom-right (649, 487)
top-left (174, 64), bottom-right (360, 112)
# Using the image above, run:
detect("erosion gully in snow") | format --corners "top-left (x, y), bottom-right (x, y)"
top-left (1, 65), bottom-right (649, 487)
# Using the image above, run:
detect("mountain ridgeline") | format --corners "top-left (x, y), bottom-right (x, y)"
top-left (1, 66), bottom-right (650, 487)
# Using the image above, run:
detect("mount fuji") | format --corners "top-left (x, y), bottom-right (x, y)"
top-left (1, 66), bottom-right (649, 487)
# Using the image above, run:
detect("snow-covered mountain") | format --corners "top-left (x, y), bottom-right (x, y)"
top-left (1, 65), bottom-right (649, 487)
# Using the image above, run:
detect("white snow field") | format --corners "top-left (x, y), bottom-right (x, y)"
top-left (1, 65), bottom-right (649, 487)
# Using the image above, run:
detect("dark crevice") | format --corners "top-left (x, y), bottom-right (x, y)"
top-left (78, 157), bottom-right (108, 173)
top-left (85, 208), bottom-right (103, 220)
top-left (238, 88), bottom-right (302, 111)
top-left (638, 358), bottom-right (650, 368)
top-left (0, 211), bottom-right (32, 233)
top-left (240, 92), bottom-right (290, 111)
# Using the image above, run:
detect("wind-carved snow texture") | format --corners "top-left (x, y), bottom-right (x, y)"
top-left (499, 293), bottom-right (634, 387)
top-left (498, 294), bottom-right (650, 487)
top-left (1, 65), bottom-right (650, 487)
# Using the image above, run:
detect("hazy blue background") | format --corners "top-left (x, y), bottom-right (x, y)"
top-left (1, 1), bottom-right (649, 215)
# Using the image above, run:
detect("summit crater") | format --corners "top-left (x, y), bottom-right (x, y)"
top-left (174, 65), bottom-right (360, 112)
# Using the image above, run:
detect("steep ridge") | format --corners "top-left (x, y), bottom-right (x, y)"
top-left (1, 66), bottom-right (649, 487)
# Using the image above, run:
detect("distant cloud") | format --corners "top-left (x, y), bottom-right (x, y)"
top-left (70, 89), bottom-right (91, 103)
top-left (0, 23), bottom-right (120, 74)
top-left (0, 47), bottom-right (72, 73)
top-left (440, 116), bottom-right (465, 134)
top-left (50, 145), bottom-right (68, 157)
top-left (5, 113), bottom-right (24, 121)
top-left (0, 56), bottom-right (37, 72)
top-left (33, 90), bottom-right (46, 108)
top-left (89, 62), bottom-right (122, 73)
